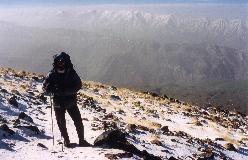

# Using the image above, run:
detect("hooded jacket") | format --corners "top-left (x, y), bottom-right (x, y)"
top-left (43, 52), bottom-right (82, 108)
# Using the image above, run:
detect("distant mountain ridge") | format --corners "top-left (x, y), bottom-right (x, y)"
top-left (0, 10), bottom-right (247, 113)
top-left (1, 10), bottom-right (248, 49)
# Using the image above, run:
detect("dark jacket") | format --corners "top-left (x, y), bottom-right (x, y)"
top-left (43, 68), bottom-right (82, 108)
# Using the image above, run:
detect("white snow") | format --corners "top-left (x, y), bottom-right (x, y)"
top-left (0, 68), bottom-right (248, 159)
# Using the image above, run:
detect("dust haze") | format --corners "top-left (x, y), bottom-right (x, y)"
top-left (0, 4), bottom-right (247, 113)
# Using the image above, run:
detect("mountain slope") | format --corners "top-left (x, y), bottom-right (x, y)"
top-left (0, 11), bottom-right (248, 113)
top-left (0, 67), bottom-right (248, 159)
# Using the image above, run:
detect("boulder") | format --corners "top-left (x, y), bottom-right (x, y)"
top-left (161, 126), bottom-right (169, 133)
top-left (18, 112), bottom-right (33, 123)
top-left (224, 143), bottom-right (236, 151)
top-left (94, 129), bottom-right (161, 160)
top-left (110, 95), bottom-right (121, 101)
top-left (8, 95), bottom-right (18, 107)
top-left (94, 129), bottom-right (127, 147)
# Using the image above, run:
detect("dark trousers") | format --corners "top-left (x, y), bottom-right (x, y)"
top-left (54, 105), bottom-right (84, 143)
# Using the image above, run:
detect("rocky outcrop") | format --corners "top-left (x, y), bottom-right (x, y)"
top-left (224, 143), bottom-right (237, 151)
top-left (94, 129), bottom-right (162, 160)
top-left (18, 112), bottom-right (33, 123)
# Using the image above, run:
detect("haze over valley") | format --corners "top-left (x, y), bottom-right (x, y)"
top-left (0, 4), bottom-right (247, 113)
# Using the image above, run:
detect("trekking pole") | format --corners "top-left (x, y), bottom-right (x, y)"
top-left (60, 109), bottom-right (64, 152)
top-left (49, 94), bottom-right (55, 146)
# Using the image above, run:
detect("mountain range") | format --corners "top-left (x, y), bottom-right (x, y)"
top-left (0, 10), bottom-right (247, 113)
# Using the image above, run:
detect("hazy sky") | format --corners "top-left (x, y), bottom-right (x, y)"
top-left (0, 0), bottom-right (247, 6)
top-left (0, 0), bottom-right (247, 21)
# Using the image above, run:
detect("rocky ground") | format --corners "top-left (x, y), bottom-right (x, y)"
top-left (0, 67), bottom-right (248, 160)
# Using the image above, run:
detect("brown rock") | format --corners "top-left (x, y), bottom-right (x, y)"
top-left (137, 125), bottom-right (150, 131)
top-left (126, 124), bottom-right (137, 132)
top-left (150, 139), bottom-right (162, 146)
top-left (161, 126), bottom-right (169, 133)
top-left (224, 143), bottom-right (236, 151)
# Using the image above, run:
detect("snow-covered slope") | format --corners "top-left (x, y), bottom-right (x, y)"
top-left (0, 67), bottom-right (248, 160)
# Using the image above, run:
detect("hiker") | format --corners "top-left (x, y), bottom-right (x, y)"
top-left (42, 52), bottom-right (90, 147)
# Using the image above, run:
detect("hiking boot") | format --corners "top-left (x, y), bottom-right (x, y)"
top-left (64, 139), bottom-right (71, 148)
top-left (79, 140), bottom-right (91, 147)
